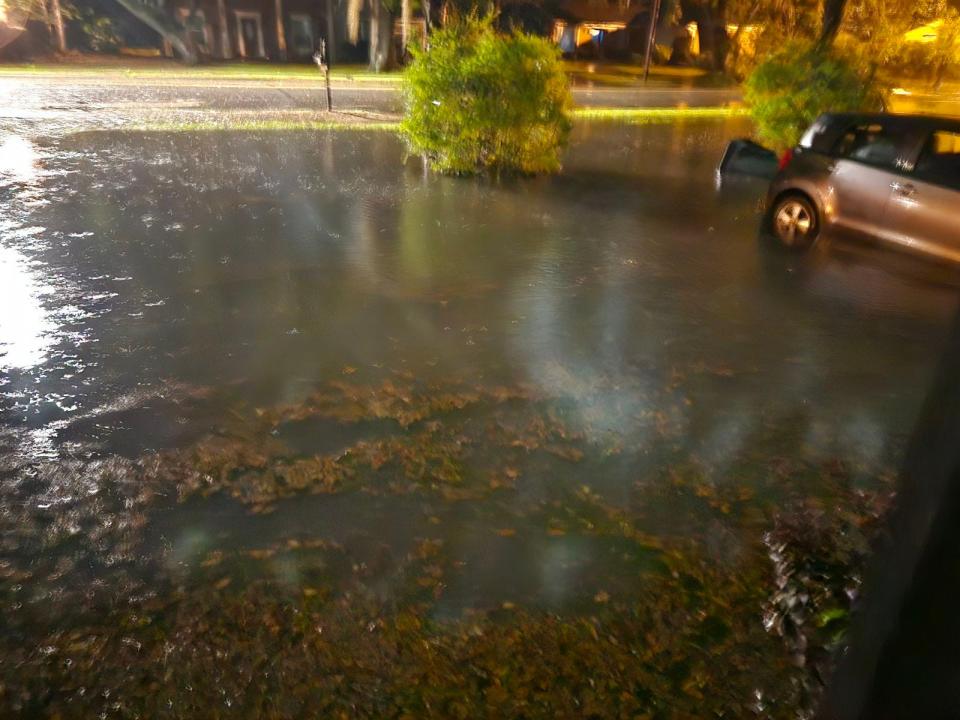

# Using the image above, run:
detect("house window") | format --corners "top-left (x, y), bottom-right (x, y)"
top-left (288, 13), bottom-right (314, 58)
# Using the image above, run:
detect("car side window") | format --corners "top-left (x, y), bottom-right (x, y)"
top-left (913, 131), bottom-right (960, 191)
top-left (832, 123), bottom-right (904, 171)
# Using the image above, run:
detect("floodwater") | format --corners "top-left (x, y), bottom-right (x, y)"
top-left (1, 120), bottom-right (957, 717)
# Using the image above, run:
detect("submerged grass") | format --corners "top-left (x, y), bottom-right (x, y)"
top-left (572, 106), bottom-right (749, 123)
top-left (130, 118), bottom-right (401, 132)
top-left (2, 60), bottom-right (711, 87)
top-left (0, 61), bottom-right (402, 82)
top-left (122, 107), bottom-right (746, 134)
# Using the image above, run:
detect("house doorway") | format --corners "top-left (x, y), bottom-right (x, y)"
top-left (235, 10), bottom-right (266, 58)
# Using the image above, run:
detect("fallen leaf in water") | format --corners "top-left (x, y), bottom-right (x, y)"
top-left (247, 548), bottom-right (276, 560)
top-left (201, 551), bottom-right (224, 568)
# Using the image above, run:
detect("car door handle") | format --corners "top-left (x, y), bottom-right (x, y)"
top-left (891, 181), bottom-right (917, 197)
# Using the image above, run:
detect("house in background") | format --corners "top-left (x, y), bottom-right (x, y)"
top-left (163, 0), bottom-right (430, 63)
top-left (552, 0), bottom-right (649, 59)
top-left (0, 0), bottom-right (347, 61)
top-left (163, 0), bottom-right (343, 61)
top-left (550, 0), bottom-right (698, 62)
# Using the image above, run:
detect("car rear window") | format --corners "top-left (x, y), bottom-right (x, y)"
top-left (798, 116), bottom-right (836, 154)
top-left (914, 130), bottom-right (960, 191)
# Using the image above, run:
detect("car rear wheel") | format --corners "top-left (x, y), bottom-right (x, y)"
top-left (771, 194), bottom-right (819, 250)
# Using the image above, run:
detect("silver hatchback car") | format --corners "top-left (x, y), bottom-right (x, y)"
top-left (766, 113), bottom-right (960, 262)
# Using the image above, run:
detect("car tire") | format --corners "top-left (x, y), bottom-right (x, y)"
top-left (769, 194), bottom-right (820, 251)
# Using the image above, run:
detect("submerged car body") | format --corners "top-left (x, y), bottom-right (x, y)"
top-left (766, 113), bottom-right (960, 262)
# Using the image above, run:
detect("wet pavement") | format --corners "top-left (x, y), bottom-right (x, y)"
top-left (0, 87), bottom-right (958, 717)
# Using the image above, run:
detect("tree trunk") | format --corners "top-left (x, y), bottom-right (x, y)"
top-left (217, 0), bottom-right (232, 58)
top-left (698, 2), bottom-right (728, 72)
top-left (49, 0), bottom-right (67, 53)
top-left (41, 0), bottom-right (53, 40)
top-left (820, 0), bottom-right (847, 46)
top-left (274, 0), bottom-right (287, 60)
top-left (368, 0), bottom-right (394, 72)
top-left (368, 0), bottom-right (378, 69)
top-left (422, 0), bottom-right (431, 34)
top-left (400, 0), bottom-right (410, 58)
top-left (382, 8), bottom-right (396, 68)
top-left (114, 0), bottom-right (199, 64)
top-left (324, 0), bottom-right (336, 63)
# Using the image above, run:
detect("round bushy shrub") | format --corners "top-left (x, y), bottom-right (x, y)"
top-left (400, 15), bottom-right (572, 175)
top-left (745, 41), bottom-right (886, 151)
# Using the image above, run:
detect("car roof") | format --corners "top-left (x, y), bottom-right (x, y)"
top-left (819, 112), bottom-right (960, 133)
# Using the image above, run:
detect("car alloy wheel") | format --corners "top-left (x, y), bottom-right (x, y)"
top-left (773, 197), bottom-right (817, 249)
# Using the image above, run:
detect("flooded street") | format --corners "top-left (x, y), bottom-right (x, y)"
top-left (1, 112), bottom-right (958, 717)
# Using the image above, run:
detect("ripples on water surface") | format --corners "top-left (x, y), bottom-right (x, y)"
top-left (0, 121), bottom-right (956, 717)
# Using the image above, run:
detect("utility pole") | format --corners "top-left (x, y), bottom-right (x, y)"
top-left (314, 40), bottom-right (332, 112)
top-left (642, 0), bottom-right (662, 85)
top-left (49, 0), bottom-right (67, 53)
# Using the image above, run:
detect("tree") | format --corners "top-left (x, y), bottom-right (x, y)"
top-left (745, 39), bottom-right (885, 150)
top-left (930, 4), bottom-right (960, 88)
top-left (723, 0), bottom-right (821, 77)
top-left (841, 0), bottom-right (960, 85)
top-left (685, 0), bottom-right (845, 71)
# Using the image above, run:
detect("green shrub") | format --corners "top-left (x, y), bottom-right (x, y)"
top-left (400, 15), bottom-right (572, 175)
top-left (744, 41), bottom-right (887, 151)
top-left (80, 9), bottom-right (122, 53)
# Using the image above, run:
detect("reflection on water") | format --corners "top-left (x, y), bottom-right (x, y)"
top-left (0, 121), bottom-right (957, 717)
top-left (0, 243), bottom-right (53, 369)
top-left (0, 133), bottom-right (39, 184)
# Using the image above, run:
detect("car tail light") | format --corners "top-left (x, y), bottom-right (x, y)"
top-left (778, 148), bottom-right (794, 172)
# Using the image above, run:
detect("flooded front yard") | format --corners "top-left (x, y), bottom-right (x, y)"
top-left (0, 120), bottom-right (955, 717)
